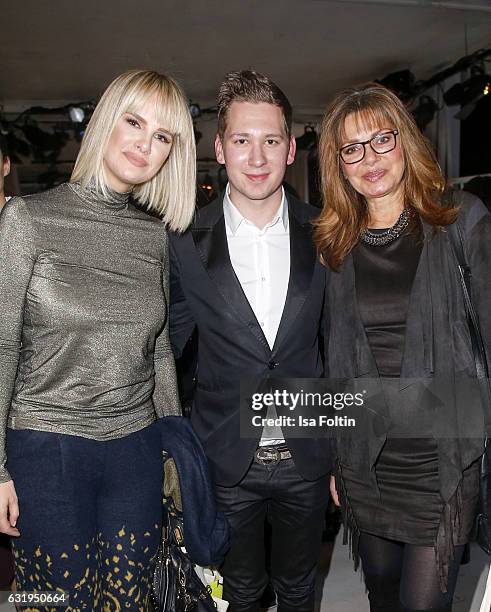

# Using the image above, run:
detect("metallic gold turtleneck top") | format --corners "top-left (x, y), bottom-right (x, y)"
top-left (0, 182), bottom-right (181, 482)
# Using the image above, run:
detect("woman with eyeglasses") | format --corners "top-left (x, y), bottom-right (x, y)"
top-left (0, 69), bottom-right (195, 610)
top-left (314, 82), bottom-right (490, 611)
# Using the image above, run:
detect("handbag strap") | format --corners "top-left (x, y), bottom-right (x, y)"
top-left (448, 220), bottom-right (491, 440)
top-left (448, 221), bottom-right (489, 380)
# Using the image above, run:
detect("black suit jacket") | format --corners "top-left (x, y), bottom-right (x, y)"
top-left (169, 192), bottom-right (332, 486)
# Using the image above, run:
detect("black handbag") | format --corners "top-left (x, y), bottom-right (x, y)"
top-left (449, 219), bottom-right (491, 555)
top-left (152, 457), bottom-right (217, 611)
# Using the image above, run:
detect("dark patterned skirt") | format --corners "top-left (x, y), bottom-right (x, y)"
top-left (7, 424), bottom-right (163, 611)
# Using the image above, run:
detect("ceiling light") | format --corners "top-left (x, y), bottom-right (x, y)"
top-left (377, 69), bottom-right (416, 101)
top-left (296, 125), bottom-right (317, 150)
top-left (444, 71), bottom-right (491, 119)
top-left (189, 103), bottom-right (201, 119)
top-left (69, 106), bottom-right (85, 123)
top-left (411, 96), bottom-right (439, 130)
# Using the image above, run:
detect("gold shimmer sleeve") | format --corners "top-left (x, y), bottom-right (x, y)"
top-left (153, 234), bottom-right (181, 417)
top-left (0, 198), bottom-right (37, 482)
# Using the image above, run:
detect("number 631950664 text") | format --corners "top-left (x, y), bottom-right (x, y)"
top-left (8, 591), bottom-right (69, 607)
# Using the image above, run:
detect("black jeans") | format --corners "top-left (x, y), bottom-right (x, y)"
top-left (215, 457), bottom-right (329, 612)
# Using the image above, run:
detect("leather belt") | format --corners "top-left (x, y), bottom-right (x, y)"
top-left (254, 445), bottom-right (291, 465)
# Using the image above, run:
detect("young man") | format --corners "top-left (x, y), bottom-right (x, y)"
top-left (169, 71), bottom-right (331, 612)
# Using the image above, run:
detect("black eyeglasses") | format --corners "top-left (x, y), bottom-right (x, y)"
top-left (339, 129), bottom-right (399, 164)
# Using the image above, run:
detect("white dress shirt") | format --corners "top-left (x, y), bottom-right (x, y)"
top-left (224, 186), bottom-right (290, 349)
top-left (224, 185), bottom-right (290, 445)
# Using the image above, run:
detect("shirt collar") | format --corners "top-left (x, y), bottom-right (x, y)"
top-left (223, 184), bottom-right (288, 235)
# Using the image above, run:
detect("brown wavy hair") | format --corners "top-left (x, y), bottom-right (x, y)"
top-left (313, 83), bottom-right (457, 270)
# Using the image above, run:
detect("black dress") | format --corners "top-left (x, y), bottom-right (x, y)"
top-left (340, 224), bottom-right (477, 549)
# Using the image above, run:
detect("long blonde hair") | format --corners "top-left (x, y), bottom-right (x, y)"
top-left (71, 69), bottom-right (196, 232)
top-left (313, 83), bottom-right (457, 270)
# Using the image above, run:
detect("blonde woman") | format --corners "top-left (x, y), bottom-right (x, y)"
top-left (315, 83), bottom-right (490, 611)
top-left (0, 70), bottom-right (195, 610)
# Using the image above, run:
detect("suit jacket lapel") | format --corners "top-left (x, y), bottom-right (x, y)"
top-left (191, 201), bottom-right (270, 353)
top-left (272, 202), bottom-right (316, 353)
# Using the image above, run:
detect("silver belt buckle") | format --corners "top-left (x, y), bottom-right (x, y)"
top-left (255, 447), bottom-right (281, 465)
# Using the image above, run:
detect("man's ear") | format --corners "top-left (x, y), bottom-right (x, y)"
top-left (287, 136), bottom-right (296, 166)
top-left (2, 156), bottom-right (10, 178)
top-left (215, 134), bottom-right (225, 165)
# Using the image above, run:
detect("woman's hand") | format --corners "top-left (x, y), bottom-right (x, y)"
top-left (330, 475), bottom-right (340, 507)
top-left (0, 481), bottom-right (19, 536)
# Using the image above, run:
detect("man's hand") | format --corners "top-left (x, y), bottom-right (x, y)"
top-left (330, 475), bottom-right (340, 507)
top-left (0, 480), bottom-right (20, 536)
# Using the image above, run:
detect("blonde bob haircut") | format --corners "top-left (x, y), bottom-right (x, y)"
top-left (71, 69), bottom-right (196, 232)
top-left (313, 82), bottom-right (457, 270)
